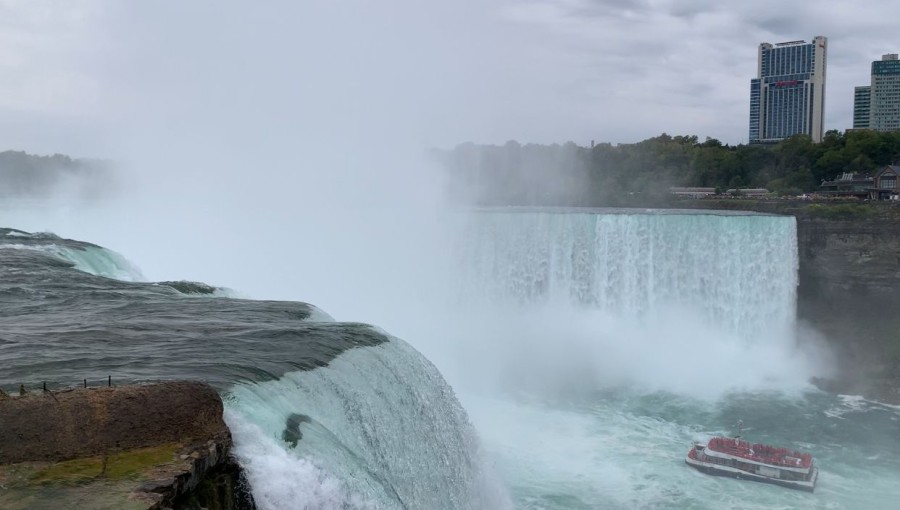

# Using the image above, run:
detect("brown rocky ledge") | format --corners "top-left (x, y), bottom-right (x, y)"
top-left (0, 380), bottom-right (255, 510)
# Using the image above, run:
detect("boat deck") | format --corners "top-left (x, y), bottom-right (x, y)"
top-left (707, 437), bottom-right (812, 469)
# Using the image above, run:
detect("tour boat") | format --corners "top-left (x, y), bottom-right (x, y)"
top-left (685, 434), bottom-right (818, 492)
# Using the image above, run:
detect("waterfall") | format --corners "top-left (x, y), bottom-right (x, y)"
top-left (225, 338), bottom-right (511, 510)
top-left (434, 208), bottom-right (812, 397)
top-left (455, 209), bottom-right (798, 342)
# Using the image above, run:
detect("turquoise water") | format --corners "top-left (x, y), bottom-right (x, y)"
top-left (4, 209), bottom-right (898, 509)
top-left (463, 389), bottom-right (900, 509)
top-left (443, 209), bottom-right (898, 510)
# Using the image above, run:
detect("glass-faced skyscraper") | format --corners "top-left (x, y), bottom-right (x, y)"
top-left (869, 54), bottom-right (900, 132)
top-left (853, 54), bottom-right (900, 132)
top-left (853, 86), bottom-right (871, 129)
top-left (749, 36), bottom-right (827, 143)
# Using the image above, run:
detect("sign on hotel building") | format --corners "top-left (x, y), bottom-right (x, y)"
top-left (749, 36), bottom-right (827, 144)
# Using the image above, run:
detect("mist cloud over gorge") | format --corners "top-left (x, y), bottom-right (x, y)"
top-left (0, 0), bottom-right (868, 398)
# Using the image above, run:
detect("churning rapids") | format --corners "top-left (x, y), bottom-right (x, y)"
top-left (2, 209), bottom-right (899, 510)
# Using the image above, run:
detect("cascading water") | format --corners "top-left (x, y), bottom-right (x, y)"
top-left (0, 228), bottom-right (145, 281)
top-left (455, 209), bottom-right (798, 342)
top-left (438, 209), bottom-right (813, 398)
top-left (3, 211), bottom-right (898, 510)
top-left (225, 338), bottom-right (511, 510)
top-left (0, 227), bottom-right (511, 510)
top-left (436, 208), bottom-right (898, 510)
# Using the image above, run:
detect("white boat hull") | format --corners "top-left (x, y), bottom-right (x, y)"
top-left (685, 454), bottom-right (818, 492)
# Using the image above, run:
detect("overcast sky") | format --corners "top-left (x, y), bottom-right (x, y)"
top-left (1, 0), bottom-right (899, 158)
top-left (4, 0), bottom-right (900, 322)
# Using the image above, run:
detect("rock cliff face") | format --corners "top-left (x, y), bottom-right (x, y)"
top-left (0, 381), bottom-right (255, 510)
top-left (796, 217), bottom-right (900, 402)
top-left (797, 217), bottom-right (900, 297)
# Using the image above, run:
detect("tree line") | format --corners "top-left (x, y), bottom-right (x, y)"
top-left (0, 150), bottom-right (114, 199)
top-left (434, 130), bottom-right (900, 206)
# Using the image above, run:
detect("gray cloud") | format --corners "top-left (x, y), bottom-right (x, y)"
top-left (0, 0), bottom-right (898, 155)
top-left (568, 0), bottom-right (652, 19)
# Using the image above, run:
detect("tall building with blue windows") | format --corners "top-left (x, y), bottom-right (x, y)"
top-left (749, 36), bottom-right (827, 144)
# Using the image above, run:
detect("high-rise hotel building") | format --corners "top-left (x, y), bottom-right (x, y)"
top-left (749, 36), bottom-right (827, 143)
top-left (853, 86), bottom-right (871, 129)
top-left (853, 53), bottom-right (900, 131)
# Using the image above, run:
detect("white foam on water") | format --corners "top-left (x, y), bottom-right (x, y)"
top-left (225, 411), bottom-right (372, 510)
top-left (225, 339), bottom-right (513, 510)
